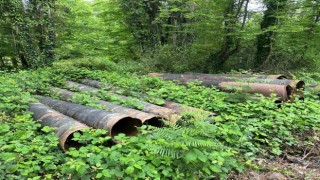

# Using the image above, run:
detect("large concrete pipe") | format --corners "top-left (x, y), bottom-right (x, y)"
top-left (52, 87), bottom-right (164, 127)
top-left (37, 96), bottom-right (142, 137)
top-left (29, 103), bottom-right (89, 151)
top-left (77, 79), bottom-right (216, 117)
top-left (65, 81), bottom-right (181, 123)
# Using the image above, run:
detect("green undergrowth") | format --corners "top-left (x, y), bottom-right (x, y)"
top-left (1, 65), bottom-right (320, 179)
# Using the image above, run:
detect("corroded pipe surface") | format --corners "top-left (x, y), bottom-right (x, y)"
top-left (29, 103), bottom-right (89, 151)
top-left (52, 87), bottom-right (164, 127)
top-left (77, 79), bottom-right (216, 116)
top-left (147, 75), bottom-right (293, 101)
top-left (147, 73), bottom-right (304, 101)
top-left (79, 79), bottom-right (114, 89)
top-left (218, 82), bottom-right (293, 101)
top-left (66, 81), bottom-right (180, 123)
top-left (37, 96), bottom-right (142, 137)
top-left (149, 73), bottom-right (303, 89)
top-left (148, 73), bottom-right (287, 80)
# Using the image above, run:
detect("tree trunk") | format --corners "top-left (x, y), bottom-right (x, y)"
top-left (204, 0), bottom-right (243, 72)
top-left (255, 0), bottom-right (287, 69)
top-left (0, 56), bottom-right (4, 67)
top-left (11, 57), bottom-right (18, 68)
top-left (19, 53), bottom-right (29, 68)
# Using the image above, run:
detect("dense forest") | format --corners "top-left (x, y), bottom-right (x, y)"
top-left (1, 0), bottom-right (319, 72)
top-left (1, 0), bottom-right (320, 179)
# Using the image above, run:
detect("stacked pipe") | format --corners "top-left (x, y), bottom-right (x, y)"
top-left (51, 87), bottom-right (164, 127)
top-left (65, 81), bottom-right (182, 123)
top-left (29, 103), bottom-right (90, 151)
top-left (77, 79), bottom-right (216, 117)
top-left (37, 96), bottom-right (142, 137)
top-left (148, 73), bottom-right (305, 102)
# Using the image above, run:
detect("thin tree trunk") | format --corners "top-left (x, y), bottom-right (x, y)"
top-left (19, 54), bottom-right (29, 68)
top-left (315, 10), bottom-right (320, 23)
top-left (0, 56), bottom-right (5, 67)
top-left (11, 57), bottom-right (18, 68)
top-left (241, 0), bottom-right (250, 29)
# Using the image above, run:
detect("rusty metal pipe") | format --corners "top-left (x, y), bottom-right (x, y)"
top-left (218, 82), bottom-right (293, 101)
top-left (37, 96), bottom-right (142, 137)
top-left (52, 87), bottom-right (164, 127)
top-left (29, 103), bottom-right (89, 151)
top-left (66, 81), bottom-right (180, 123)
top-left (194, 79), bottom-right (292, 101)
top-left (78, 79), bottom-right (217, 117)
top-left (147, 73), bottom-right (304, 101)
top-left (148, 73), bottom-right (287, 80)
top-left (147, 73), bottom-right (304, 88)
top-left (147, 75), bottom-right (293, 101)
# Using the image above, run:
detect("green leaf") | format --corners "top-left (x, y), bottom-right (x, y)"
top-left (102, 169), bottom-right (111, 177)
top-left (125, 166), bottom-right (135, 175)
top-left (41, 126), bottom-right (52, 133)
top-left (209, 165), bottom-right (222, 173)
top-left (194, 149), bottom-right (207, 162)
top-left (184, 150), bottom-right (197, 162)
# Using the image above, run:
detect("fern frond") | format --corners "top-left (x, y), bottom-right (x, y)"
top-left (152, 146), bottom-right (182, 159)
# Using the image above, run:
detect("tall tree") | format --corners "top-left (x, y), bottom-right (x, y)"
top-left (255, 0), bottom-right (287, 69)
top-left (204, 0), bottom-right (249, 72)
top-left (0, 0), bottom-right (55, 69)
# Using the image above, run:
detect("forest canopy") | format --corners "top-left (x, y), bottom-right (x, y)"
top-left (0, 0), bottom-right (319, 72)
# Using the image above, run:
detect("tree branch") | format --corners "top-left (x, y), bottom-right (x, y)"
top-left (241, 0), bottom-right (250, 30)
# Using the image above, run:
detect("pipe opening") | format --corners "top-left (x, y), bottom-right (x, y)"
top-left (207, 113), bottom-right (218, 118)
top-left (273, 99), bottom-right (283, 108)
top-left (143, 117), bottom-right (164, 127)
top-left (296, 81), bottom-right (305, 90)
top-left (286, 85), bottom-right (294, 99)
top-left (277, 75), bottom-right (287, 79)
top-left (111, 118), bottom-right (142, 137)
top-left (63, 131), bottom-right (83, 151)
top-left (274, 100), bottom-right (283, 104)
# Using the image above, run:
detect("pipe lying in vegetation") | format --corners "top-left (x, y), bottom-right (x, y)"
top-left (66, 81), bottom-right (181, 123)
top-left (147, 73), bottom-right (302, 87)
top-left (218, 82), bottom-right (293, 102)
top-left (150, 73), bottom-right (287, 80)
top-left (29, 103), bottom-right (89, 151)
top-left (148, 73), bottom-right (304, 100)
top-left (52, 87), bottom-right (164, 127)
top-left (148, 74), bottom-right (293, 101)
top-left (37, 96), bottom-right (142, 137)
top-left (306, 84), bottom-right (320, 98)
top-left (78, 79), bottom-right (216, 117)
top-left (79, 79), bottom-right (120, 91)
